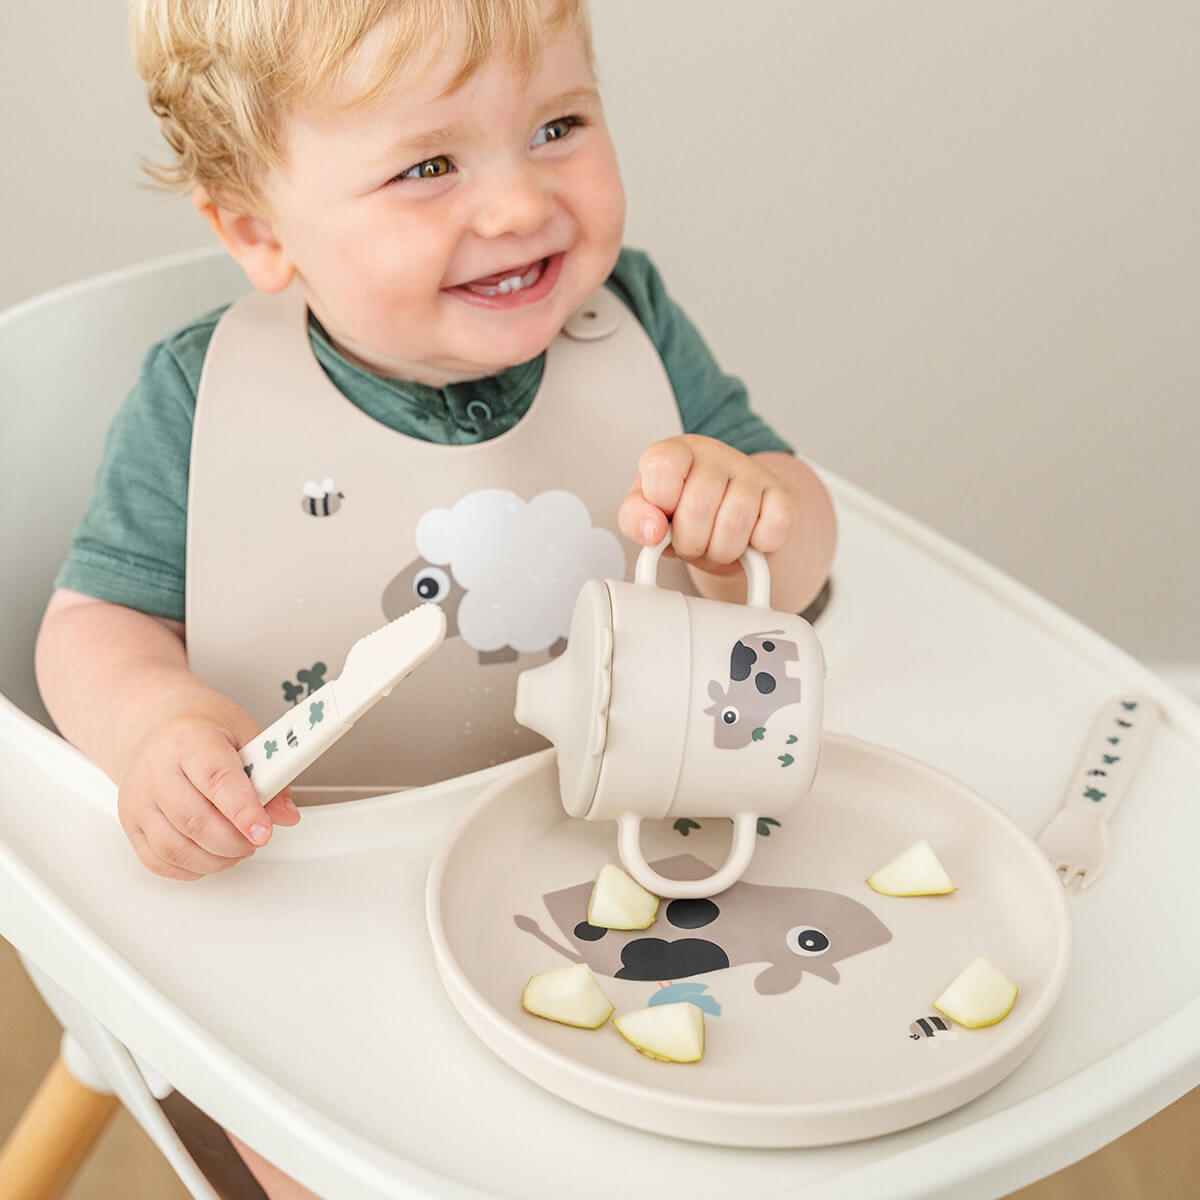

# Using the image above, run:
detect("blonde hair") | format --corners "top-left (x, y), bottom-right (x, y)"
top-left (132, 0), bottom-right (592, 212)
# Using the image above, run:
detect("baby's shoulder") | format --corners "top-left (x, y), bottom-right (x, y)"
top-left (142, 305), bottom-right (231, 394)
top-left (604, 247), bottom-right (691, 353)
top-left (605, 245), bottom-right (657, 303)
top-left (603, 246), bottom-right (673, 327)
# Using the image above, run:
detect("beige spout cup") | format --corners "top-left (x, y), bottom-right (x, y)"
top-left (514, 533), bottom-right (825, 898)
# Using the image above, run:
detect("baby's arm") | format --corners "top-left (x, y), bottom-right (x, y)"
top-left (35, 589), bottom-right (299, 880)
top-left (619, 436), bottom-right (836, 614)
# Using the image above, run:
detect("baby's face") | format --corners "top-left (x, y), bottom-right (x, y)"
top-left (259, 19), bottom-right (624, 386)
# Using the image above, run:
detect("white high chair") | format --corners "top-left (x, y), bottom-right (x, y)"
top-left (2, 251), bottom-right (1200, 1200)
top-left (0, 249), bottom-right (256, 1200)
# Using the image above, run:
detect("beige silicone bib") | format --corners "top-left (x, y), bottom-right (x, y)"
top-left (187, 286), bottom-right (691, 798)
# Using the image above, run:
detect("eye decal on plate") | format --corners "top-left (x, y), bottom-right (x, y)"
top-left (786, 926), bottom-right (831, 957)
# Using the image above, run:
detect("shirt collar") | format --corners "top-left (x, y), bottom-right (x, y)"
top-left (306, 311), bottom-right (544, 440)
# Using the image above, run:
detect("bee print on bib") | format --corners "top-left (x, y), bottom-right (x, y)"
top-left (302, 477), bottom-right (344, 517)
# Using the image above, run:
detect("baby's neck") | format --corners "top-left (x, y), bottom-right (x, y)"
top-left (308, 308), bottom-right (528, 390)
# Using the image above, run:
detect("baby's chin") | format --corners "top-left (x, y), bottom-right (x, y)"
top-left (323, 300), bottom-right (575, 386)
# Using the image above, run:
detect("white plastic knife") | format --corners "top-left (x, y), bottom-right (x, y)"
top-left (238, 604), bottom-right (447, 801)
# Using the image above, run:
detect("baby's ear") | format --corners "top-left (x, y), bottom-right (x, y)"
top-left (192, 186), bottom-right (295, 294)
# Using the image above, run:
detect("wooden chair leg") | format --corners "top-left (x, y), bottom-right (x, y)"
top-left (0, 1053), bottom-right (120, 1200)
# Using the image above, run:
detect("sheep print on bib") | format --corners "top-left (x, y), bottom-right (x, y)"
top-left (186, 286), bottom-right (689, 797)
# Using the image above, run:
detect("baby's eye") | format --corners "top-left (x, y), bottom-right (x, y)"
top-left (397, 155), bottom-right (454, 182)
top-left (531, 115), bottom-right (580, 148)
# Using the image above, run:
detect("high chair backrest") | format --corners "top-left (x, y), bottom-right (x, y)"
top-left (0, 249), bottom-right (247, 727)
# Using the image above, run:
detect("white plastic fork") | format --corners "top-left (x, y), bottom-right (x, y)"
top-left (1035, 694), bottom-right (1159, 890)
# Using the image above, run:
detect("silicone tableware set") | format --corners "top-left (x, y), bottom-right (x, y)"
top-left (240, 534), bottom-right (1156, 1148)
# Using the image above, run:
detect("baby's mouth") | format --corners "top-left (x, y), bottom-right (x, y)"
top-left (458, 258), bottom-right (547, 297)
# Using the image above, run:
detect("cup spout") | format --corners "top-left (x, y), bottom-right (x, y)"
top-left (514, 578), bottom-right (613, 819)
top-left (514, 652), bottom-right (570, 744)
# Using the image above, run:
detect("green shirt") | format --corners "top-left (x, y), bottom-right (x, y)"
top-left (57, 247), bottom-right (791, 621)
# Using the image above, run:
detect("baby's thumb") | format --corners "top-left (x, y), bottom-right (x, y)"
top-left (619, 480), bottom-right (669, 546)
top-left (224, 708), bottom-right (301, 827)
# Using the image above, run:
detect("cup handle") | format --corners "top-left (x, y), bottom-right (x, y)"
top-left (617, 811), bottom-right (760, 898)
top-left (635, 530), bottom-right (772, 609)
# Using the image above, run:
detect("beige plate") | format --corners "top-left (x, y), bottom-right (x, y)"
top-left (426, 736), bottom-right (1072, 1147)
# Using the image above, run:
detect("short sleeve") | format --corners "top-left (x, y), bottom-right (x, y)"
top-left (605, 248), bottom-right (793, 456)
top-left (53, 318), bottom-right (220, 621)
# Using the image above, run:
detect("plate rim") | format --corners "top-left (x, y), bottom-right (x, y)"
top-left (425, 736), bottom-right (1073, 1136)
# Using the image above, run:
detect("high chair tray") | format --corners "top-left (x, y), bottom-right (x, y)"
top-left (427, 736), bottom-right (1071, 1147)
top-left (4, 470), bottom-right (1200, 1199)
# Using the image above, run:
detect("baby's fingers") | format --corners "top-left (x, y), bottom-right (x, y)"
top-left (179, 730), bottom-right (275, 848)
top-left (750, 484), bottom-right (798, 554)
top-left (706, 473), bottom-right (767, 565)
top-left (263, 788), bottom-right (301, 826)
top-left (618, 479), bottom-right (670, 546)
top-left (636, 438), bottom-right (696, 513)
top-left (130, 809), bottom-right (247, 882)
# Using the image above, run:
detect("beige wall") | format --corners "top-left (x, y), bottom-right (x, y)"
top-left (2, 1), bottom-right (1196, 667)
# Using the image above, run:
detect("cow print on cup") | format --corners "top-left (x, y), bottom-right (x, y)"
top-left (704, 631), bottom-right (804, 749)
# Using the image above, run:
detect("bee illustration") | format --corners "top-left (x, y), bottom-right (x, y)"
top-left (286, 729), bottom-right (299, 749)
top-left (908, 1015), bottom-right (958, 1046)
top-left (302, 478), bottom-right (344, 517)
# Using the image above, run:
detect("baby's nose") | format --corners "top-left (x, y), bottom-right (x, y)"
top-left (472, 168), bottom-right (557, 240)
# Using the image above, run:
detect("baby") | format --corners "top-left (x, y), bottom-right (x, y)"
top-left (36, 1), bottom-right (835, 1191)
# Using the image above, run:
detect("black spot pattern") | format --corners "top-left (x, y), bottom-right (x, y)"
top-left (615, 938), bottom-right (730, 980)
top-left (754, 672), bottom-right (777, 694)
top-left (730, 640), bottom-right (757, 682)
top-left (665, 898), bottom-right (720, 929)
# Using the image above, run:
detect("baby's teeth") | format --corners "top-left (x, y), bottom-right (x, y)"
top-left (474, 264), bottom-right (540, 297)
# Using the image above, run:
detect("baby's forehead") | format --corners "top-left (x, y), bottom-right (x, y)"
top-left (250, 0), bottom-right (594, 192)
top-left (315, 3), bottom-right (569, 116)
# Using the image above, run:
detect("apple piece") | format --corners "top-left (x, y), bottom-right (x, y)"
top-left (587, 863), bottom-right (660, 930)
top-left (613, 1002), bottom-right (705, 1063)
top-left (522, 963), bottom-right (614, 1029)
top-left (867, 839), bottom-right (956, 896)
top-left (933, 956), bottom-right (1018, 1028)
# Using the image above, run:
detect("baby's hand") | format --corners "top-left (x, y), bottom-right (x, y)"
top-left (116, 692), bottom-right (299, 881)
top-left (619, 435), bottom-right (797, 576)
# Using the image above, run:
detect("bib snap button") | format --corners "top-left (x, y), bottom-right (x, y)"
top-left (464, 400), bottom-right (493, 424)
top-left (563, 293), bottom-right (621, 340)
